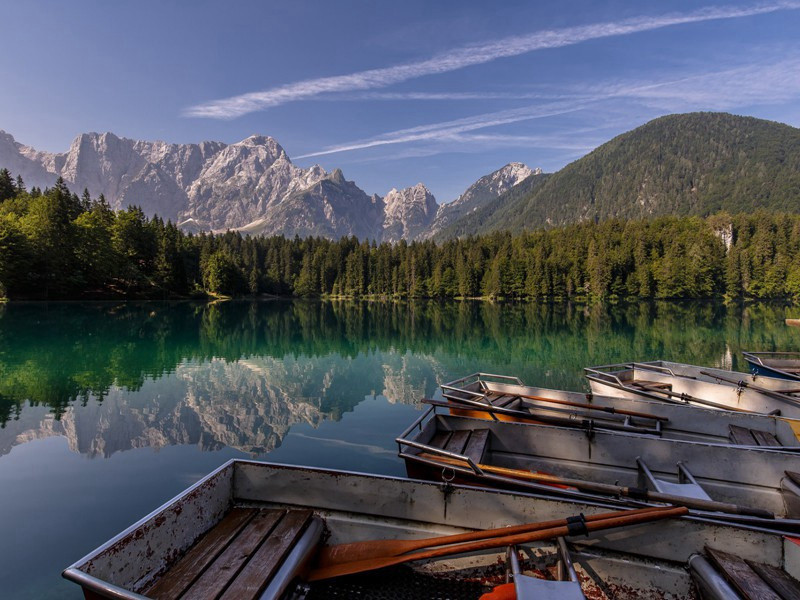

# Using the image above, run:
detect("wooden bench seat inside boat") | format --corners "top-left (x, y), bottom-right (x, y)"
top-left (705, 546), bottom-right (800, 599)
top-left (630, 380), bottom-right (673, 390)
top-left (486, 393), bottom-right (520, 408)
top-left (429, 428), bottom-right (490, 465)
top-left (145, 507), bottom-right (316, 600)
top-left (728, 425), bottom-right (782, 447)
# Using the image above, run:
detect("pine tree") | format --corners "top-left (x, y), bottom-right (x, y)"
top-left (0, 168), bottom-right (15, 201)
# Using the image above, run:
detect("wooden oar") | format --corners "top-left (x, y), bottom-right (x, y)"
top-left (426, 398), bottom-right (662, 436)
top-left (419, 453), bottom-right (774, 519)
top-left (512, 392), bottom-right (669, 421)
top-left (316, 506), bottom-right (663, 567)
top-left (307, 506), bottom-right (687, 581)
top-left (447, 389), bottom-right (667, 421)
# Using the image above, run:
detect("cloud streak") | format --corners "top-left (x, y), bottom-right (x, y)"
top-left (294, 102), bottom-right (593, 158)
top-left (293, 54), bottom-right (800, 159)
top-left (185, 1), bottom-right (800, 119)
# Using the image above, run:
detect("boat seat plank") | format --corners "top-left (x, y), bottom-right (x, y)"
top-left (462, 429), bottom-right (490, 465)
top-left (445, 430), bottom-right (472, 455)
top-left (751, 429), bottom-right (783, 447)
top-left (492, 395), bottom-right (519, 408)
top-left (180, 509), bottom-right (287, 600)
top-left (631, 380), bottom-right (672, 390)
top-left (729, 425), bottom-right (758, 446)
top-left (429, 431), bottom-right (452, 450)
top-left (747, 561), bottom-right (800, 600)
top-left (145, 507), bottom-right (257, 599)
top-left (706, 547), bottom-right (782, 600)
top-left (218, 509), bottom-right (314, 600)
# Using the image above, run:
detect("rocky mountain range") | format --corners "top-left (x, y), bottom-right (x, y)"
top-left (0, 129), bottom-right (535, 240)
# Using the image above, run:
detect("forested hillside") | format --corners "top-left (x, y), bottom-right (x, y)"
top-left (1, 168), bottom-right (799, 301)
top-left (443, 112), bottom-right (800, 235)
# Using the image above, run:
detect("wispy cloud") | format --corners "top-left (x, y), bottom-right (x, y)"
top-left (184, 1), bottom-right (800, 119)
top-left (294, 54), bottom-right (800, 160)
top-left (314, 91), bottom-right (580, 102)
top-left (294, 102), bottom-right (592, 158)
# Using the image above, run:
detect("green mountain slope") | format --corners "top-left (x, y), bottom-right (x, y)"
top-left (443, 112), bottom-right (800, 236)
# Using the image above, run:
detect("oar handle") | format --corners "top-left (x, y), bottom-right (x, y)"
top-left (519, 393), bottom-right (668, 421)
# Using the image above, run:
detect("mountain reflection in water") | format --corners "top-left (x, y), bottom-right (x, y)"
top-left (0, 299), bottom-right (798, 459)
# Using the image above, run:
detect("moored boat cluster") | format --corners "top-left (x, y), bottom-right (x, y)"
top-left (63, 352), bottom-right (800, 599)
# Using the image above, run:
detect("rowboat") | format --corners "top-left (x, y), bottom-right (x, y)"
top-left (585, 360), bottom-right (800, 418)
top-left (62, 460), bottom-right (800, 599)
top-left (440, 372), bottom-right (800, 449)
top-left (744, 351), bottom-right (800, 381)
top-left (398, 406), bottom-right (800, 531)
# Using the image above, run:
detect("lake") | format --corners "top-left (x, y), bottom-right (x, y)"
top-left (0, 299), bottom-right (797, 598)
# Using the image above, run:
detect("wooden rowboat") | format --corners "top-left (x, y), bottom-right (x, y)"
top-left (744, 351), bottom-right (800, 381)
top-left (585, 360), bottom-right (800, 418)
top-left (440, 372), bottom-right (800, 449)
top-left (63, 460), bottom-right (800, 599)
top-left (398, 407), bottom-right (800, 531)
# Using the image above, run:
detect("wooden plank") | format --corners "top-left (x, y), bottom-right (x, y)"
top-left (180, 509), bottom-right (286, 600)
top-left (632, 380), bottom-right (672, 390)
top-left (729, 425), bottom-right (759, 446)
top-left (706, 547), bottom-right (782, 600)
top-left (219, 509), bottom-right (313, 600)
top-left (444, 430), bottom-right (471, 455)
top-left (747, 561), bottom-right (800, 600)
top-left (493, 395), bottom-right (519, 408)
top-left (751, 429), bottom-right (783, 447)
top-left (428, 431), bottom-right (452, 450)
top-left (146, 507), bottom-right (256, 599)
top-left (462, 429), bottom-right (490, 465)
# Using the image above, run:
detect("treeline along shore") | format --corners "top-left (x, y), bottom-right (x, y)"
top-left (1, 168), bottom-right (799, 301)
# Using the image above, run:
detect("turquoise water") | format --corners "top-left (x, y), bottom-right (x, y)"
top-left (0, 299), bottom-right (797, 598)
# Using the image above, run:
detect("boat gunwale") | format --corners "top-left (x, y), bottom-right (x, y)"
top-left (62, 458), bottom-right (236, 599)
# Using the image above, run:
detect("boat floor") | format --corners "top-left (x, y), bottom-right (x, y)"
top-left (306, 564), bottom-right (486, 599)
top-left (145, 507), bottom-right (314, 600)
top-left (141, 503), bottom-right (500, 600)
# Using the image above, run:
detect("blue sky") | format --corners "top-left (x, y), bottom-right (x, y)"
top-left (2, 0), bottom-right (799, 202)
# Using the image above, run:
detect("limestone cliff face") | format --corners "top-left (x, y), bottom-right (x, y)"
top-left (0, 129), bottom-right (540, 241)
top-left (381, 183), bottom-right (438, 242)
top-left (0, 130), bottom-right (329, 229)
top-left (236, 169), bottom-right (385, 240)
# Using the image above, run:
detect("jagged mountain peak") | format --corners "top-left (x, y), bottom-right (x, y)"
top-left (0, 128), bottom-right (534, 242)
top-left (382, 183), bottom-right (438, 242)
top-left (420, 162), bottom-right (541, 240)
top-left (328, 168), bottom-right (346, 184)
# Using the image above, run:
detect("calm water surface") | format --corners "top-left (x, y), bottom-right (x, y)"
top-left (0, 299), bottom-right (798, 598)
